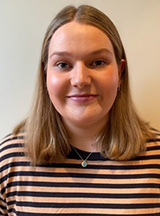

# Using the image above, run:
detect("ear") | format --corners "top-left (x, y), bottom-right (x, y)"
top-left (118, 59), bottom-right (125, 86)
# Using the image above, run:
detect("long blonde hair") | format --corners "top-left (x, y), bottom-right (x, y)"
top-left (14, 5), bottom-right (154, 164)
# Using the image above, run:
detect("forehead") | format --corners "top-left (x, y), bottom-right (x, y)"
top-left (48, 21), bottom-right (114, 54)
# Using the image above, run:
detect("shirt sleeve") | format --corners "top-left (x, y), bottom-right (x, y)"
top-left (0, 136), bottom-right (10, 215)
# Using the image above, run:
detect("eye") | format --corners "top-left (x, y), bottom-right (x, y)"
top-left (90, 60), bottom-right (107, 68)
top-left (56, 62), bottom-right (72, 70)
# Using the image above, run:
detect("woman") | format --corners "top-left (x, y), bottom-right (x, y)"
top-left (0, 5), bottom-right (160, 216)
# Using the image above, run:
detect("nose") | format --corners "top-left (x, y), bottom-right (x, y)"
top-left (70, 62), bottom-right (91, 88)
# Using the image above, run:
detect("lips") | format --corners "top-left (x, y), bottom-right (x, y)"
top-left (67, 94), bottom-right (98, 102)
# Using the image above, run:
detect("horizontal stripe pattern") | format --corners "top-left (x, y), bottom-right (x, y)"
top-left (0, 131), bottom-right (160, 215)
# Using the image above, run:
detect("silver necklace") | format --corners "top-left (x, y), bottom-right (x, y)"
top-left (72, 146), bottom-right (92, 167)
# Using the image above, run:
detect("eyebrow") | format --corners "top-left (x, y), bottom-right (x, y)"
top-left (49, 48), bottom-right (113, 59)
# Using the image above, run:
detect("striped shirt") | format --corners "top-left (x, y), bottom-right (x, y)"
top-left (0, 131), bottom-right (160, 216)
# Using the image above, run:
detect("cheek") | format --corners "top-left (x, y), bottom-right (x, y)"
top-left (46, 73), bottom-right (63, 103)
top-left (98, 72), bottom-right (119, 106)
top-left (99, 72), bottom-right (119, 93)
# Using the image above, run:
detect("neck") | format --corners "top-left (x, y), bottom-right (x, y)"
top-left (63, 120), bottom-right (106, 152)
top-left (70, 131), bottom-right (98, 152)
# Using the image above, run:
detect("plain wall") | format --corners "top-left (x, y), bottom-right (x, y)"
top-left (0, 0), bottom-right (160, 139)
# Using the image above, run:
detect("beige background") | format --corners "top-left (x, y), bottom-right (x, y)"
top-left (0, 0), bottom-right (160, 138)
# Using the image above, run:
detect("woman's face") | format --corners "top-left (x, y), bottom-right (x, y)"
top-left (47, 21), bottom-right (123, 129)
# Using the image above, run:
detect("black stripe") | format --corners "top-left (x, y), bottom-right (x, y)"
top-left (147, 138), bottom-right (160, 143)
top-left (0, 143), bottom-right (24, 152)
top-left (7, 191), bottom-right (160, 199)
top-left (5, 171), bottom-right (160, 179)
top-left (1, 171), bottom-right (160, 186)
top-left (14, 212), bottom-right (160, 216)
top-left (1, 150), bottom-right (160, 163)
top-left (0, 204), bottom-right (6, 210)
top-left (0, 135), bottom-right (25, 146)
top-left (7, 201), bottom-right (160, 209)
top-left (1, 160), bottom-right (160, 172)
top-left (147, 145), bottom-right (160, 151)
top-left (0, 152), bottom-right (25, 162)
top-left (43, 162), bottom-right (160, 170)
top-left (2, 181), bottom-right (160, 197)
top-left (4, 180), bottom-right (160, 189)
top-left (132, 155), bottom-right (160, 161)
top-left (1, 161), bottom-right (30, 172)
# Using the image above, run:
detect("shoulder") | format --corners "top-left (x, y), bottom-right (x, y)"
top-left (147, 127), bottom-right (160, 144)
top-left (0, 132), bottom-right (27, 165)
top-left (0, 132), bottom-right (25, 151)
top-left (145, 127), bottom-right (160, 155)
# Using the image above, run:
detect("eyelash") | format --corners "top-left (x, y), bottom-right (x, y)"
top-left (56, 62), bottom-right (72, 69)
top-left (90, 60), bottom-right (107, 67)
top-left (55, 59), bottom-right (107, 70)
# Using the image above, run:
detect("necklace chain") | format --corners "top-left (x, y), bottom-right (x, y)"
top-left (72, 146), bottom-right (92, 167)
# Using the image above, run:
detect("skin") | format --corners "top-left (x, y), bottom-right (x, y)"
top-left (47, 21), bottom-right (124, 152)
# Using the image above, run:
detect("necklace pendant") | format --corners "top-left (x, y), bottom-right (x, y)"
top-left (81, 161), bottom-right (87, 167)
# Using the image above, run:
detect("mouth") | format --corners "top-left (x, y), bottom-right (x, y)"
top-left (66, 94), bottom-right (98, 102)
